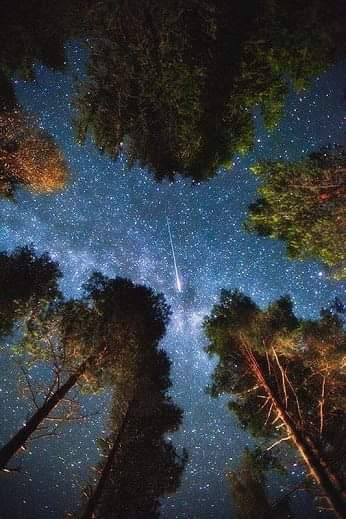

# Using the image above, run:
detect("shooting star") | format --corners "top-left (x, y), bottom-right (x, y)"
top-left (166, 216), bottom-right (182, 292)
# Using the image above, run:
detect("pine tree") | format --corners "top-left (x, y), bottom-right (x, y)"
top-left (75, 0), bottom-right (345, 181)
top-left (204, 290), bottom-right (346, 518)
top-left (0, 246), bottom-right (61, 338)
top-left (0, 108), bottom-right (69, 199)
top-left (0, 273), bottom-right (170, 471)
top-left (81, 350), bottom-right (186, 519)
top-left (246, 146), bottom-right (346, 279)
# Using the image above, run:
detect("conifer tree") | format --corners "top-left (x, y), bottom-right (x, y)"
top-left (0, 246), bottom-right (61, 338)
top-left (75, 0), bottom-right (345, 181)
top-left (0, 273), bottom-right (170, 471)
top-left (0, 108), bottom-right (69, 199)
top-left (81, 349), bottom-right (186, 519)
top-left (246, 146), bottom-right (346, 279)
top-left (204, 290), bottom-right (346, 518)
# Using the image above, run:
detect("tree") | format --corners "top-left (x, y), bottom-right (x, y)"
top-left (204, 290), bottom-right (346, 518)
top-left (80, 349), bottom-right (187, 519)
top-left (0, 108), bottom-right (69, 199)
top-left (246, 146), bottom-right (346, 279)
top-left (0, 246), bottom-right (61, 339)
top-left (0, 273), bottom-right (170, 471)
top-left (0, 0), bottom-right (91, 109)
top-left (228, 447), bottom-right (292, 519)
top-left (75, 0), bottom-right (345, 181)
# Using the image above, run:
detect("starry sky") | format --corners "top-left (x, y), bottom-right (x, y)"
top-left (0, 47), bottom-right (345, 518)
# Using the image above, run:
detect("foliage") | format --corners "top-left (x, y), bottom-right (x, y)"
top-left (91, 348), bottom-right (187, 518)
top-left (0, 246), bottom-right (61, 339)
top-left (75, 0), bottom-right (345, 180)
top-left (0, 108), bottom-right (69, 198)
top-left (0, 0), bottom-right (90, 109)
top-left (204, 290), bottom-right (346, 490)
top-left (246, 146), bottom-right (346, 278)
top-left (18, 272), bottom-right (171, 394)
top-left (228, 447), bottom-right (291, 519)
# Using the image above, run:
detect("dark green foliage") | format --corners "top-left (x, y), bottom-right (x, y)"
top-left (204, 289), bottom-right (346, 490)
top-left (229, 447), bottom-right (291, 519)
top-left (246, 146), bottom-right (346, 278)
top-left (0, 0), bottom-right (90, 109)
top-left (76, 0), bottom-right (345, 180)
top-left (0, 246), bottom-right (61, 338)
top-left (88, 349), bottom-right (187, 519)
top-left (83, 272), bottom-right (171, 348)
top-left (21, 272), bottom-right (171, 393)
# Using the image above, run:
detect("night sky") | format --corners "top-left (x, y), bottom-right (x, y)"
top-left (0, 48), bottom-right (345, 518)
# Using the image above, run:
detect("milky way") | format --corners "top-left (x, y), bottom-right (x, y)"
top-left (0, 49), bottom-right (345, 518)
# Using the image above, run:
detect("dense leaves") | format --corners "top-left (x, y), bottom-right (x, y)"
top-left (204, 290), bottom-right (346, 515)
top-left (229, 447), bottom-right (291, 519)
top-left (246, 146), bottom-right (346, 278)
top-left (86, 349), bottom-right (186, 519)
top-left (76, 0), bottom-right (345, 180)
top-left (0, 246), bottom-right (61, 338)
top-left (0, 108), bottom-right (69, 199)
top-left (0, 0), bottom-right (90, 108)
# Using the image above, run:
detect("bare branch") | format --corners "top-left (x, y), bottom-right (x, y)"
top-left (18, 364), bottom-right (39, 409)
top-left (319, 375), bottom-right (326, 437)
top-left (272, 347), bottom-right (288, 408)
top-left (264, 401), bottom-right (274, 425)
top-left (31, 431), bottom-right (59, 442)
top-left (266, 435), bottom-right (292, 451)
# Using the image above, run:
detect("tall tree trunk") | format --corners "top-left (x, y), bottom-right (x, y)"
top-left (0, 357), bottom-right (91, 470)
top-left (82, 396), bottom-right (135, 519)
top-left (242, 343), bottom-right (346, 519)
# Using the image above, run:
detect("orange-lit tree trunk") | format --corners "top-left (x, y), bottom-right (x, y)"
top-left (242, 342), bottom-right (346, 519)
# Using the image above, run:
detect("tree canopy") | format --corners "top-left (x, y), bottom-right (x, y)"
top-left (0, 108), bottom-right (69, 199)
top-left (0, 246), bottom-right (61, 339)
top-left (246, 146), bottom-right (346, 279)
top-left (0, 0), bottom-right (90, 109)
top-left (229, 447), bottom-right (291, 519)
top-left (1, 263), bottom-right (173, 471)
top-left (75, 0), bottom-right (345, 181)
top-left (204, 289), bottom-right (346, 516)
top-left (85, 348), bottom-right (187, 519)
top-left (21, 272), bottom-right (171, 393)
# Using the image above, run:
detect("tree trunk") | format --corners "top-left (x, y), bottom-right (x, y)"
top-left (82, 397), bottom-right (135, 519)
top-left (0, 357), bottom-right (91, 470)
top-left (242, 344), bottom-right (346, 519)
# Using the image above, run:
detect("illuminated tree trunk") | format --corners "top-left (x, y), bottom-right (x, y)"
top-left (0, 356), bottom-right (92, 470)
top-left (82, 397), bottom-right (135, 519)
top-left (242, 344), bottom-right (346, 519)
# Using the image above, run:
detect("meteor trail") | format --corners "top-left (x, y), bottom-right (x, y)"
top-left (166, 216), bottom-right (182, 292)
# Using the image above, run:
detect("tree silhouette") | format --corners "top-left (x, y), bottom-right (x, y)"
top-left (0, 0), bottom-right (90, 109)
top-left (80, 349), bottom-right (187, 519)
top-left (229, 447), bottom-right (292, 519)
top-left (0, 273), bottom-right (170, 471)
top-left (75, 0), bottom-right (345, 181)
top-left (0, 246), bottom-right (61, 339)
top-left (204, 290), bottom-right (346, 518)
top-left (246, 146), bottom-right (346, 279)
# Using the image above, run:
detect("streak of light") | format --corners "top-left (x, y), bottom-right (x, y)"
top-left (166, 216), bottom-right (182, 292)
